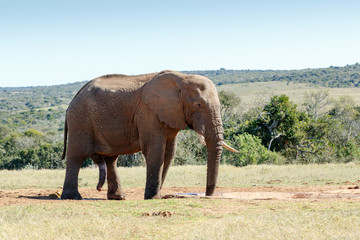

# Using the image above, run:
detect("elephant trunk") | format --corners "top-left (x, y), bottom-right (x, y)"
top-left (204, 116), bottom-right (224, 196)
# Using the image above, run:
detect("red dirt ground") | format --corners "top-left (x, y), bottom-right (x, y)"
top-left (1, 185), bottom-right (360, 206)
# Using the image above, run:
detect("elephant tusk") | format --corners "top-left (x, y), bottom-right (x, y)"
top-left (197, 134), bottom-right (206, 146)
top-left (222, 141), bottom-right (239, 153)
top-left (197, 134), bottom-right (239, 153)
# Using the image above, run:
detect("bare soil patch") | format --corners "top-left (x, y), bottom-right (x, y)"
top-left (1, 185), bottom-right (359, 206)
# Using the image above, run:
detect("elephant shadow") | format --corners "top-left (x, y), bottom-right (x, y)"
top-left (17, 195), bottom-right (105, 201)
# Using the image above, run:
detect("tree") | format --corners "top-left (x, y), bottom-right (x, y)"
top-left (288, 96), bottom-right (360, 163)
top-left (329, 96), bottom-right (360, 145)
top-left (326, 97), bottom-right (360, 161)
top-left (218, 90), bottom-right (241, 123)
top-left (0, 126), bottom-right (10, 140)
top-left (303, 89), bottom-right (331, 119)
top-left (247, 95), bottom-right (303, 151)
top-left (287, 116), bottom-right (334, 163)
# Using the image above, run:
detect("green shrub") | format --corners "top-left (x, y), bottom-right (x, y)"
top-left (24, 129), bottom-right (44, 137)
top-left (336, 141), bottom-right (360, 163)
top-left (174, 130), bottom-right (207, 165)
top-left (224, 133), bottom-right (282, 166)
top-left (117, 153), bottom-right (145, 167)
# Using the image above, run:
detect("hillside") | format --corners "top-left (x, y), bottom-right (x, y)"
top-left (0, 81), bottom-right (86, 111)
top-left (0, 81), bottom-right (86, 138)
top-left (184, 63), bottom-right (360, 87)
top-left (218, 81), bottom-right (360, 111)
top-left (1, 64), bottom-right (359, 137)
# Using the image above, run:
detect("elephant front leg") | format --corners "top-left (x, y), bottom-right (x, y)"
top-left (143, 142), bottom-right (166, 200)
top-left (145, 162), bottom-right (164, 199)
top-left (137, 111), bottom-right (167, 199)
top-left (105, 156), bottom-right (125, 200)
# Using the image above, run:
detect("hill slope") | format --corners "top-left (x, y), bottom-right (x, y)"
top-left (0, 81), bottom-right (86, 137)
top-left (184, 63), bottom-right (360, 87)
top-left (1, 64), bottom-right (359, 137)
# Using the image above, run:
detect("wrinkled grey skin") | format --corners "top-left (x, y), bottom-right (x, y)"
top-left (61, 70), bottom-right (224, 200)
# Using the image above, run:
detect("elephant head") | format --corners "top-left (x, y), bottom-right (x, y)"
top-left (141, 71), bottom-right (237, 196)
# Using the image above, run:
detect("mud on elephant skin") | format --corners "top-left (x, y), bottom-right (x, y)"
top-left (61, 70), bottom-right (238, 200)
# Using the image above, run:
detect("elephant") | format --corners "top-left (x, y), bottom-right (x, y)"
top-left (60, 70), bottom-right (238, 200)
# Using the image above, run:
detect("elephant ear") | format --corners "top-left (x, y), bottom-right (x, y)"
top-left (141, 72), bottom-right (187, 130)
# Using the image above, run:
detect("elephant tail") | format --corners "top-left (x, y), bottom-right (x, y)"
top-left (61, 119), bottom-right (68, 160)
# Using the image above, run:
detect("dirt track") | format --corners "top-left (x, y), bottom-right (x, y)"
top-left (1, 185), bottom-right (360, 206)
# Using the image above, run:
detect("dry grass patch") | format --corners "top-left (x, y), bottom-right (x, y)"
top-left (1, 199), bottom-right (360, 240)
top-left (217, 81), bottom-right (360, 111)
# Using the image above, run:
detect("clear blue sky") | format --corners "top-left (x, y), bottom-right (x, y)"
top-left (1, 0), bottom-right (360, 87)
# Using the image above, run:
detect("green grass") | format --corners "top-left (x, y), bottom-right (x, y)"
top-left (1, 163), bottom-right (360, 190)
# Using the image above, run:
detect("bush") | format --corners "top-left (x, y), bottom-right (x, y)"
top-left (174, 130), bottom-right (207, 165)
top-left (0, 130), bottom-right (64, 169)
top-left (117, 153), bottom-right (145, 167)
top-left (224, 133), bottom-right (282, 166)
top-left (336, 141), bottom-right (360, 163)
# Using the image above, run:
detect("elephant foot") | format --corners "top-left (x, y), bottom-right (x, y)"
top-left (144, 192), bottom-right (162, 200)
top-left (61, 190), bottom-right (82, 200)
top-left (107, 193), bottom-right (126, 200)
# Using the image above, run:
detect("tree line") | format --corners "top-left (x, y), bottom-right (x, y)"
top-left (184, 63), bottom-right (360, 88)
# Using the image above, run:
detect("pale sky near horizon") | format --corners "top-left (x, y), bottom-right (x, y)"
top-left (1, 0), bottom-right (360, 87)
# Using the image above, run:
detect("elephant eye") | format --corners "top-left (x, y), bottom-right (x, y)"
top-left (194, 102), bottom-right (202, 109)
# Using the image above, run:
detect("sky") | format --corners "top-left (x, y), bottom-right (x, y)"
top-left (1, 0), bottom-right (360, 87)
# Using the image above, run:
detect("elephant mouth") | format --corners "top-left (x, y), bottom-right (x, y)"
top-left (185, 121), bottom-right (239, 153)
top-left (197, 133), bottom-right (239, 153)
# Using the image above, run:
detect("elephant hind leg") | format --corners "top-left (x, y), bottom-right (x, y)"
top-left (104, 156), bottom-right (125, 200)
top-left (61, 155), bottom-right (87, 200)
top-left (61, 135), bottom-right (92, 200)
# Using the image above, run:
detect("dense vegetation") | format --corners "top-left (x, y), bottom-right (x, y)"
top-left (0, 64), bottom-right (359, 169)
top-left (184, 63), bottom-right (360, 87)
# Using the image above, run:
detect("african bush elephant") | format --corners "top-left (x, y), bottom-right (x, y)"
top-left (61, 70), bottom-right (238, 200)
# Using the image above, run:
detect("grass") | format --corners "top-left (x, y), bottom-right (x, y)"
top-left (217, 81), bottom-right (360, 111)
top-left (1, 163), bottom-right (360, 190)
top-left (1, 197), bottom-right (360, 239)
top-left (1, 164), bottom-right (360, 239)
